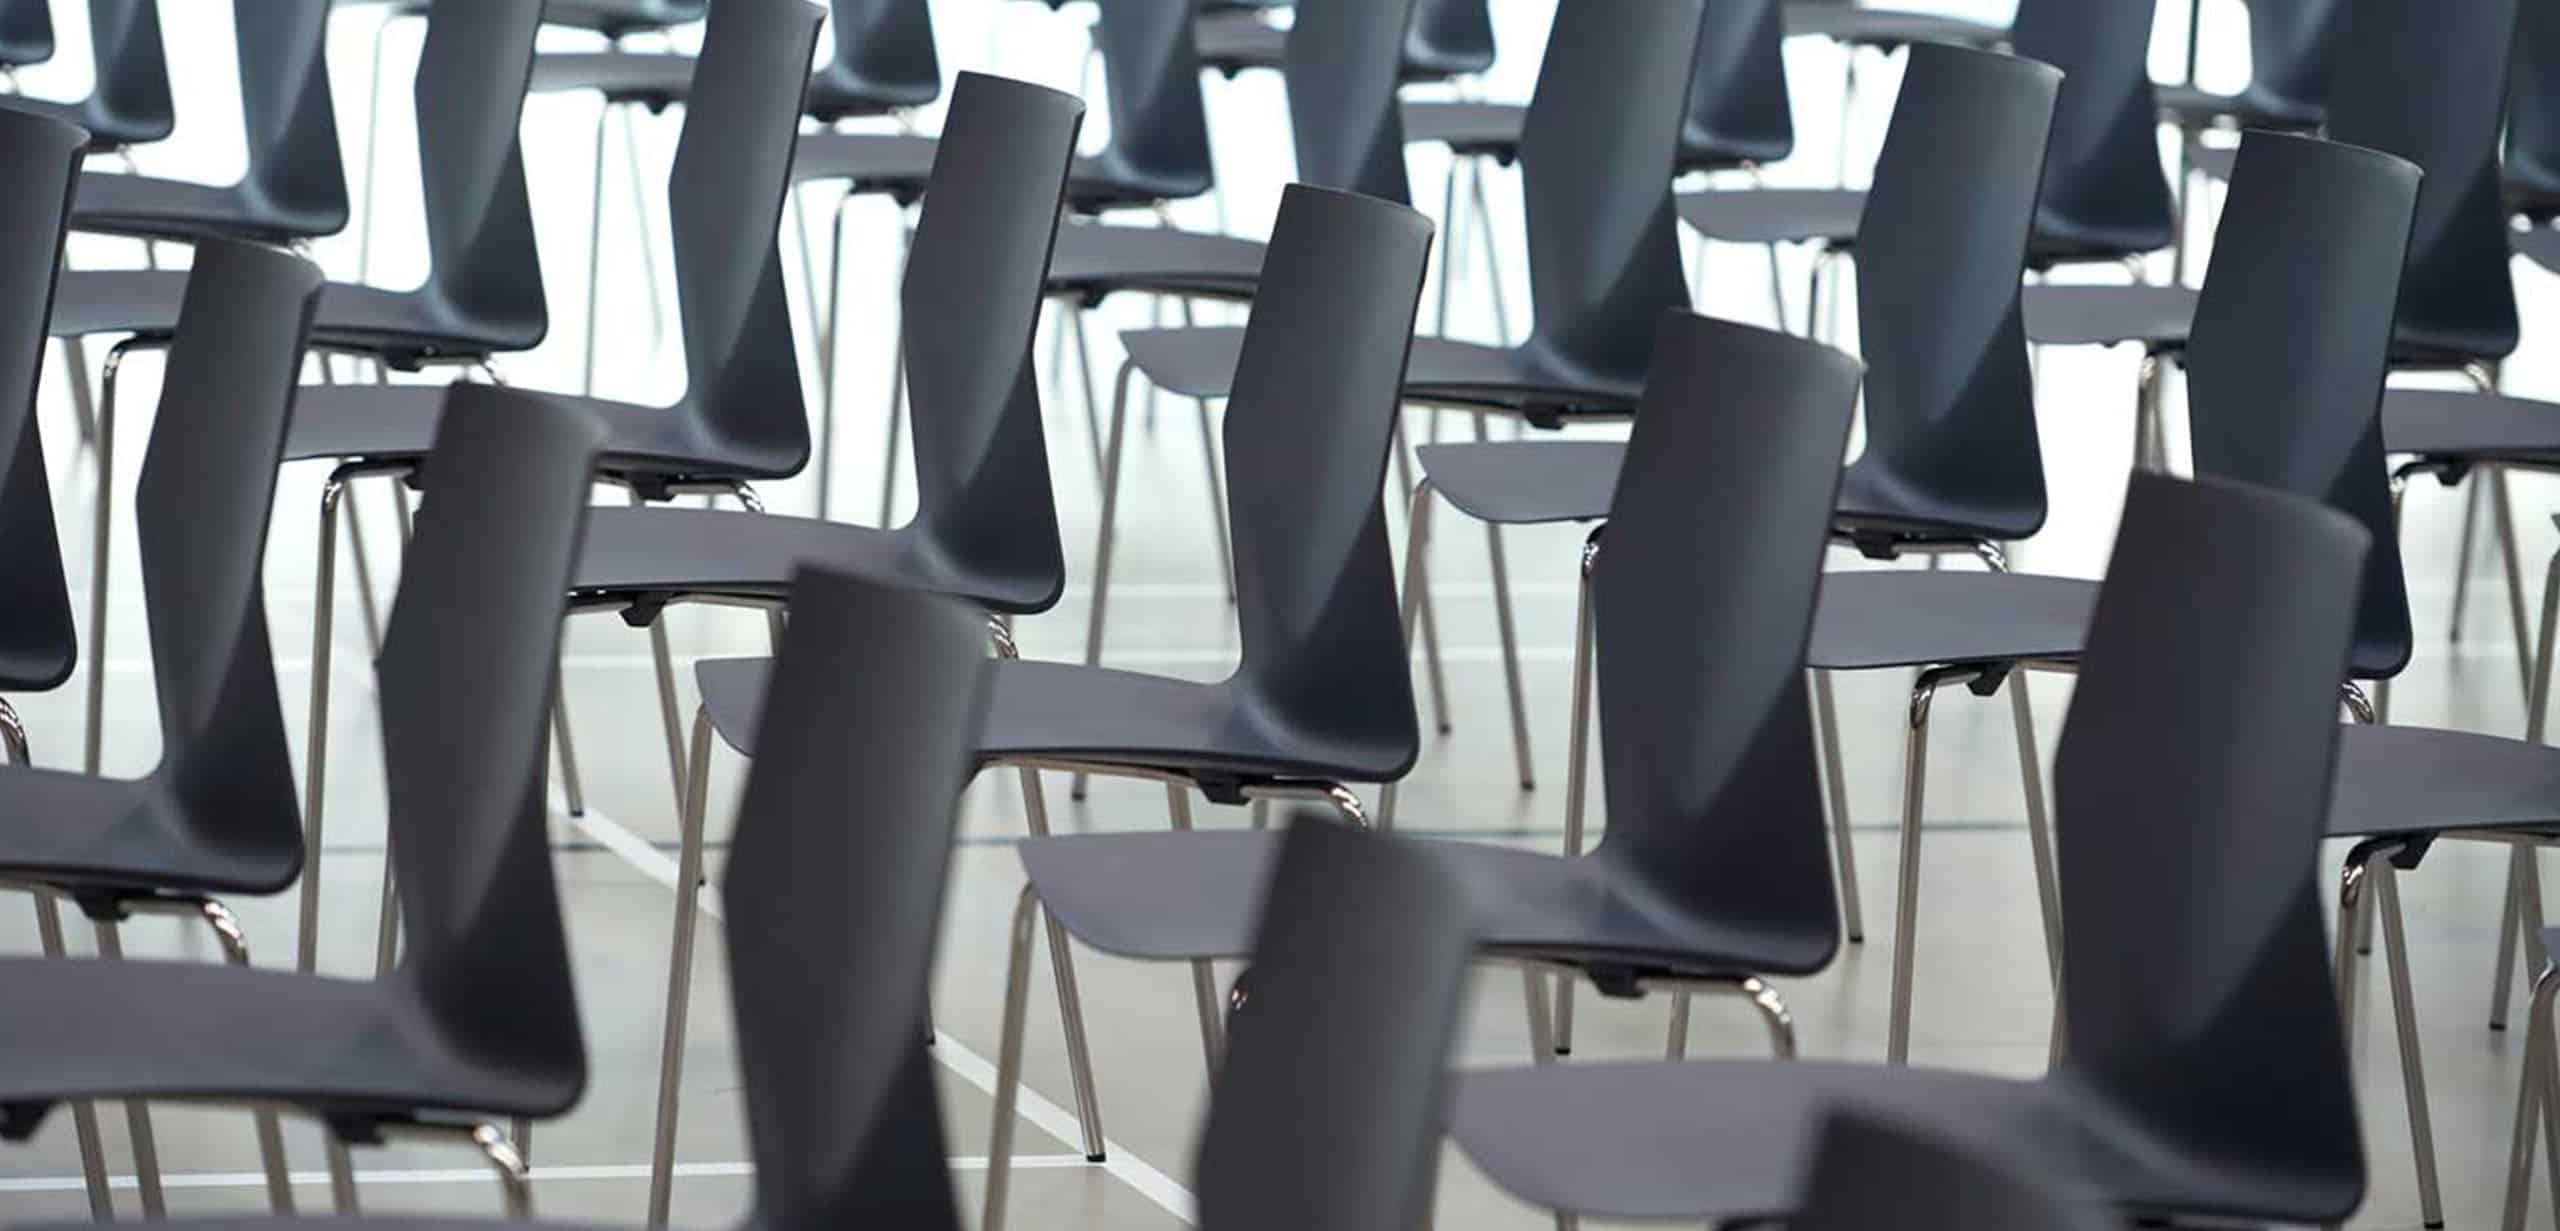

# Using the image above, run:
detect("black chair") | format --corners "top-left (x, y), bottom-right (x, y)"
top-left (558, 67), bottom-right (1083, 1227)
top-left (2504, 926), bottom-right (2560, 1226)
top-left (1781, 0), bottom-right (2006, 190)
top-left (282, 0), bottom-right (822, 980)
top-left (1090, 0), bottom-right (1706, 801)
top-left (1197, 0), bottom-right (1490, 85)
top-left (0, 0), bottom-right (49, 72)
top-left (1404, 45), bottom-right (2074, 1062)
top-left (1450, 470), bottom-right (2371, 1229)
top-left (2511, 0), bottom-right (2560, 245)
top-left (2164, 0), bottom-right (2345, 200)
top-left (0, 234), bottom-right (320, 1219)
top-left (1793, 1109), bottom-right (2112, 1231)
top-left (0, 385), bottom-right (604, 1219)
top-left (49, 1), bottom-right (550, 794)
top-left (0, 0), bottom-right (170, 152)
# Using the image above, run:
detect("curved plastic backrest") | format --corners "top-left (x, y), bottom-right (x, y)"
top-left (412, 0), bottom-right (546, 350)
top-left (902, 73), bottom-right (1082, 612)
top-left (2508, 0), bottom-right (2560, 203)
top-left (70, 0), bottom-right (170, 148)
top-left (1592, 314), bottom-right (1859, 954)
top-left (1515, 0), bottom-right (1701, 387)
top-left (231, 0), bottom-right (346, 236)
top-left (1225, 185), bottom-right (1430, 772)
top-left (1794, 1110), bottom-right (2105, 1231)
top-left (1196, 817), bottom-right (1475, 1231)
top-left (1854, 45), bottom-right (2057, 539)
top-left (383, 386), bottom-right (604, 1091)
top-left (2323, 0), bottom-right (2519, 361)
top-left (1090, 0), bottom-right (1213, 198)
top-left (2010, 0), bottom-right (2173, 256)
top-left (1284, 0), bottom-right (1415, 206)
top-left (669, 0), bottom-right (821, 466)
top-left (139, 241), bottom-right (319, 869)
top-left (2244, 0), bottom-right (2347, 116)
top-left (2184, 133), bottom-right (2418, 681)
top-left (0, 111), bottom-right (85, 694)
top-left (727, 567), bottom-right (989, 1231)
top-left (2054, 473), bottom-right (2366, 1201)
top-left (0, 0), bottom-right (53, 68)
top-left (816, 0), bottom-right (941, 110)
top-left (1682, 0), bottom-right (1793, 164)
top-left (1404, 0), bottom-right (1492, 77)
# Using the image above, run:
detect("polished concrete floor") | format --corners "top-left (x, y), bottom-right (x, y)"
top-left (3, 1), bottom-right (2559, 1227)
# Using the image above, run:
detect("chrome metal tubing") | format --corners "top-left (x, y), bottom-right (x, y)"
top-left (1812, 669), bottom-right (1865, 942)
top-left (91, 919), bottom-right (165, 1214)
top-left (83, 339), bottom-right (149, 775)
top-left (1165, 785), bottom-right (1227, 1070)
top-left (1886, 672), bottom-right (1941, 1065)
top-left (1475, 416), bottom-right (1536, 790)
top-left (1010, 763), bottom-right (1107, 1157)
top-left (1072, 359), bottom-right (1142, 801)
top-left (1554, 533), bottom-right (1601, 1052)
top-left (983, 884), bottom-right (1043, 1231)
top-left (1067, 298), bottom-right (1107, 481)
top-left (27, 883), bottom-right (112, 1217)
top-left (2375, 862), bottom-right (2446, 1228)
top-left (646, 706), bottom-right (716, 1228)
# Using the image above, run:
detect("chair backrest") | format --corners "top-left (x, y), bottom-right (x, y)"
top-left (1794, 1110), bottom-right (2104, 1231)
top-left (2243, 0), bottom-right (2347, 117)
top-left (2183, 133), bottom-right (2418, 682)
top-left (0, 0), bottom-right (53, 69)
top-left (2052, 472), bottom-right (2366, 1212)
top-left (2009, 0), bottom-right (2173, 259)
top-left (1403, 0), bottom-right (1493, 79)
top-left (667, 0), bottom-right (821, 471)
top-left (726, 567), bottom-right (988, 1231)
top-left (1089, 0), bottom-right (1214, 201)
top-left (137, 241), bottom-right (319, 876)
top-left (1591, 313), bottom-right (1859, 964)
top-left (1680, 0), bottom-right (1793, 168)
top-left (1851, 45), bottom-right (2058, 542)
top-left (56, 0), bottom-right (170, 149)
top-left (409, 0), bottom-right (546, 353)
top-left (899, 72), bottom-right (1082, 613)
top-left (0, 111), bottom-right (87, 695)
top-left (1225, 185), bottom-right (1430, 779)
top-left (2507, 0), bottom-right (2560, 209)
top-left (1195, 817), bottom-right (1475, 1231)
top-left (2323, 0), bottom-right (2519, 363)
top-left (1514, 0), bottom-right (1702, 388)
top-left (232, 0), bottom-right (347, 237)
top-left (1283, 0), bottom-right (1415, 207)
top-left (382, 385), bottom-right (604, 1104)
top-left (810, 0), bottom-right (941, 120)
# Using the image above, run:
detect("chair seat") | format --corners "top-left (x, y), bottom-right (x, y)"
top-left (529, 50), bottom-right (693, 106)
top-left (1450, 1060), bottom-right (2354, 1223)
top-left (789, 130), bottom-right (939, 195)
top-left (282, 385), bottom-right (799, 481)
top-left (2026, 212), bottom-right (2175, 269)
top-left (70, 172), bottom-right (344, 246)
top-left (2155, 82), bottom-right (2325, 131)
top-left (2381, 387), bottom-right (2560, 463)
top-left (1809, 570), bottom-right (2097, 671)
top-left (0, 959), bottom-right (575, 1128)
top-left (49, 271), bottom-right (534, 361)
top-left (567, 505), bottom-right (1058, 617)
top-left (2021, 283), bottom-right (2200, 349)
top-left (2329, 723), bottom-right (2560, 839)
top-left (1678, 187), bottom-right (1865, 247)
top-left (1016, 828), bottom-right (1836, 975)
top-left (692, 656), bottom-right (1413, 783)
top-left (1047, 222), bottom-right (1266, 301)
top-left (0, 769), bottom-right (299, 898)
top-left (1781, 4), bottom-right (2008, 48)
top-left (2518, 226), bottom-right (2560, 279)
top-left (1195, 10), bottom-right (1285, 76)
top-left (1065, 152), bottom-right (1213, 215)
top-left (1834, 459), bottom-right (2045, 545)
top-left (0, 96), bottom-right (169, 151)
top-left (1119, 327), bottom-right (1640, 418)
top-left (1416, 440), bottom-right (1621, 525)
top-left (1401, 99), bottom-right (1525, 161)
top-left (2188, 142), bottom-right (2237, 182)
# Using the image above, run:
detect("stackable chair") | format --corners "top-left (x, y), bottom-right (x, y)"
top-left (1780, 0), bottom-right (2005, 185)
top-left (981, 305), bottom-right (1859, 1231)
top-left (1695, 0), bottom-right (2171, 351)
top-left (1402, 45), bottom-right (2074, 1062)
top-left (0, 232), bottom-right (316, 1221)
top-left (1448, 471), bottom-right (2372, 1230)
top-left (2507, 927), bottom-right (2560, 1229)
top-left (283, 0), bottom-right (823, 979)
top-left (1793, 1110), bottom-right (2113, 1231)
top-left (551, 67), bottom-right (1085, 1227)
top-left (530, 0), bottom-right (940, 397)
top-left (0, 0), bottom-right (169, 153)
top-left (2162, 0), bottom-right (2344, 191)
top-left (0, 387), bottom-right (605, 1219)
top-left (1090, 0), bottom-right (1707, 802)
top-left (1197, 0), bottom-right (1490, 84)
top-left (2512, 0), bottom-right (2560, 266)
top-left (0, 0), bottom-right (49, 78)
top-left (48, 1), bottom-right (548, 805)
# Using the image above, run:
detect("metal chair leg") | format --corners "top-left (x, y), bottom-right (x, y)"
top-left (299, 473), bottom-right (349, 973)
top-left (29, 888), bottom-right (112, 1218)
top-left (91, 919), bottom-right (165, 1214)
top-left (551, 660), bottom-right (585, 817)
top-left (1475, 419), bottom-right (1535, 791)
top-left (342, 479), bottom-right (387, 660)
top-left (1073, 361), bottom-right (1140, 802)
top-left (875, 225), bottom-right (916, 529)
top-left (984, 884), bottom-right (1043, 1231)
top-left (1165, 785), bottom-right (1226, 1070)
top-left (1466, 158), bottom-right (1513, 346)
top-left (186, 901), bottom-right (296, 1212)
top-left (2007, 674), bottom-right (2062, 993)
top-left (1067, 299), bottom-right (1107, 481)
top-left (814, 188), bottom-right (855, 522)
top-left (81, 341), bottom-right (139, 775)
top-left (1886, 675), bottom-right (1939, 1065)
top-left (326, 1135), bottom-right (361, 1213)
top-left (1381, 480), bottom-right (1440, 829)
top-left (58, 336), bottom-right (95, 447)
top-left (1518, 968), bottom-right (1577, 1231)
top-left (579, 99), bottom-right (613, 397)
top-left (1434, 156), bottom-right (1463, 337)
top-left (1178, 298), bottom-right (1236, 604)
top-left (2493, 465), bottom-right (2535, 701)
top-left (2502, 960), bottom-right (2549, 1231)
top-left (473, 1122), bottom-right (534, 1218)
top-left (1013, 765), bottom-right (1106, 1157)
top-left (2453, 474), bottom-right (2485, 644)
top-left (1812, 670), bottom-right (1865, 942)
top-left (2376, 863), bottom-right (2446, 1229)
top-left (618, 101), bottom-right (667, 355)
top-left (2499, 548), bottom-right (2560, 1027)
top-left (1554, 534), bottom-right (1600, 1053)
top-left (647, 706), bottom-right (716, 1228)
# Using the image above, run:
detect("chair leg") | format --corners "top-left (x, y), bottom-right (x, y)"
top-left (618, 101), bottom-right (667, 356)
top-left (875, 214), bottom-right (917, 528)
top-left (1466, 159), bottom-right (1513, 346)
top-left (1834, 50), bottom-right (1859, 186)
top-left (353, 13), bottom-right (392, 288)
top-left (342, 479), bottom-right (387, 659)
top-left (373, 835), bottom-right (399, 975)
top-left (1391, 415), bottom-right (1417, 530)
top-left (580, 100), bottom-right (612, 397)
top-left (2453, 474), bottom-right (2484, 645)
top-left (2376, 863), bottom-right (2447, 1229)
top-left (1164, 785), bottom-right (1227, 1070)
top-left (1812, 670), bottom-right (1865, 943)
top-left (551, 660), bottom-right (585, 817)
top-left (2541, 975), bottom-right (2560, 1231)
top-left (28, 889), bottom-right (112, 1218)
top-left (984, 885), bottom-right (1046, 1231)
top-left (299, 473), bottom-right (349, 973)
top-left (647, 706), bottom-right (715, 1229)
top-left (1517, 969), bottom-right (1577, 1231)
top-left (2006, 674), bottom-right (2062, 995)
top-left (1014, 768), bottom-right (1106, 1158)
top-left (473, 1123), bottom-right (534, 1219)
top-left (326, 1135), bottom-right (361, 1214)
top-left (1434, 157), bottom-right (1462, 337)
top-left (1067, 300), bottom-right (1107, 482)
top-left (1381, 480), bottom-right (1439, 829)
top-left (1177, 299), bottom-right (1237, 605)
top-left (90, 920), bottom-right (166, 1215)
top-left (813, 188), bottom-right (852, 522)
top-left (185, 902), bottom-right (296, 1212)
top-left (1887, 675), bottom-right (1939, 1065)
top-left (1764, 244), bottom-right (1791, 334)
top-left (2499, 848), bottom-right (2531, 1031)
top-left (81, 341), bottom-right (135, 776)
top-left (1074, 361), bottom-right (1140, 802)
top-left (1554, 536), bottom-right (1600, 1054)
top-left (58, 336), bottom-right (95, 447)
top-left (1475, 419), bottom-right (1535, 791)
top-left (2493, 466), bottom-right (2535, 702)
top-left (2503, 960), bottom-right (2552, 1231)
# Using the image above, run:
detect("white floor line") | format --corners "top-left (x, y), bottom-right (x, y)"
top-left (557, 801), bottom-right (1200, 1225)
top-left (0, 1155), bottom-right (1090, 1193)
